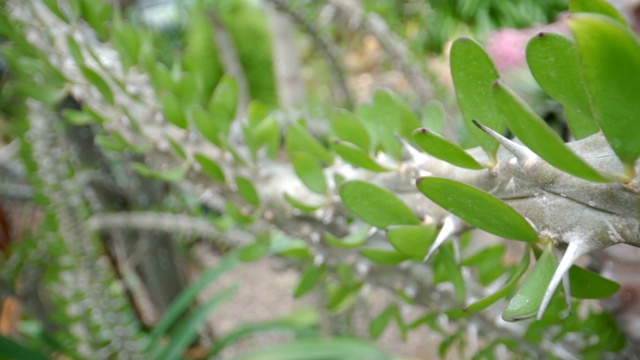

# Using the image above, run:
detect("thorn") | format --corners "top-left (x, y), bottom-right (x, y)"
top-left (471, 120), bottom-right (535, 163)
top-left (536, 241), bottom-right (590, 320)
top-left (424, 216), bottom-right (459, 263)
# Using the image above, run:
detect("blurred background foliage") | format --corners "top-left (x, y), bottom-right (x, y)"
top-left (1, 0), bottom-right (639, 359)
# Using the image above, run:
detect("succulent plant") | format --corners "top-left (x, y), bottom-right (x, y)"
top-left (1, 0), bottom-right (638, 358)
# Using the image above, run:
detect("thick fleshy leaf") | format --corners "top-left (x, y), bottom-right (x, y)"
top-left (340, 180), bottom-right (420, 228)
top-left (167, 136), bottom-right (187, 159)
top-left (461, 244), bottom-right (507, 286)
top-left (194, 153), bottom-right (225, 182)
top-left (286, 121), bottom-right (334, 164)
top-left (207, 75), bottom-right (238, 137)
top-left (492, 80), bottom-right (609, 182)
top-left (370, 304), bottom-right (398, 339)
top-left (294, 264), bottom-right (325, 298)
top-left (66, 35), bottom-right (84, 66)
top-left (355, 91), bottom-right (420, 160)
top-left (132, 163), bottom-right (187, 183)
top-left (62, 109), bottom-right (94, 126)
top-left (386, 225), bottom-right (438, 259)
top-left (161, 91), bottom-right (188, 129)
top-left (570, 14), bottom-right (640, 174)
top-left (433, 244), bottom-right (466, 303)
top-left (192, 106), bottom-right (220, 146)
top-left (332, 140), bottom-right (389, 172)
top-left (412, 128), bottom-right (483, 169)
top-left (526, 33), bottom-right (598, 139)
top-left (569, 265), bottom-right (620, 299)
top-left (291, 152), bottom-right (327, 194)
top-left (252, 116), bottom-right (280, 159)
top-left (283, 193), bottom-right (323, 213)
top-left (331, 110), bottom-right (370, 151)
top-left (421, 101), bottom-right (446, 134)
top-left (417, 177), bottom-right (537, 242)
top-left (450, 37), bottom-right (502, 162)
top-left (80, 65), bottom-right (114, 105)
top-left (323, 228), bottom-right (369, 249)
top-left (235, 176), bottom-right (260, 207)
top-left (361, 248), bottom-right (410, 265)
top-left (465, 248), bottom-right (531, 313)
top-left (569, 0), bottom-right (627, 24)
top-left (502, 246), bottom-right (557, 321)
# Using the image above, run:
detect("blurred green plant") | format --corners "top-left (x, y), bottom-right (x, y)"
top-left (0, 0), bottom-right (638, 359)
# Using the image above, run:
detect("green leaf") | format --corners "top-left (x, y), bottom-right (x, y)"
top-left (194, 153), bottom-right (225, 182)
top-left (434, 244), bottom-right (466, 303)
top-left (161, 91), bottom-right (188, 129)
top-left (79, 0), bottom-right (112, 39)
top-left (167, 136), bottom-right (187, 159)
top-left (525, 33), bottom-right (598, 139)
top-left (235, 176), bottom-right (260, 207)
top-left (323, 228), bottom-right (369, 249)
top-left (386, 225), bottom-right (438, 259)
top-left (247, 101), bottom-right (269, 127)
top-left (158, 286), bottom-right (237, 360)
top-left (184, 6), bottom-right (222, 102)
top-left (412, 128), bottom-right (483, 169)
top-left (80, 65), bottom-right (114, 105)
top-left (360, 248), bottom-right (410, 265)
top-left (465, 248), bottom-right (530, 313)
top-left (370, 304), bottom-right (398, 339)
top-left (207, 75), bottom-right (238, 136)
top-left (421, 101), bottom-right (446, 134)
top-left (66, 35), bottom-right (84, 66)
top-left (149, 253), bottom-right (238, 347)
top-left (111, 22), bottom-right (140, 69)
top-left (0, 336), bottom-right (49, 360)
top-left (238, 241), bottom-right (269, 262)
top-left (569, 14), bottom-right (640, 175)
top-left (192, 105), bottom-right (220, 146)
top-left (502, 245), bottom-right (557, 321)
top-left (286, 121), bottom-right (334, 164)
top-left (17, 84), bottom-right (65, 104)
top-left (327, 284), bottom-right (362, 311)
top-left (294, 264), bottom-right (325, 298)
top-left (355, 91), bottom-right (419, 160)
top-left (233, 338), bottom-right (390, 360)
top-left (461, 244), bottom-right (507, 286)
top-left (252, 116), bottom-right (280, 159)
top-left (62, 109), bottom-right (94, 126)
top-left (283, 193), bottom-right (324, 213)
top-left (492, 80), bottom-right (609, 182)
top-left (417, 177), bottom-right (538, 242)
top-left (43, 0), bottom-right (69, 22)
top-left (332, 139), bottom-right (390, 172)
top-left (569, 0), bottom-right (627, 24)
top-left (331, 110), bottom-right (371, 151)
top-left (450, 37), bottom-right (502, 162)
top-left (292, 152), bottom-right (327, 194)
top-left (340, 180), bottom-right (419, 228)
top-left (568, 266), bottom-right (620, 299)
top-left (132, 163), bottom-right (187, 183)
